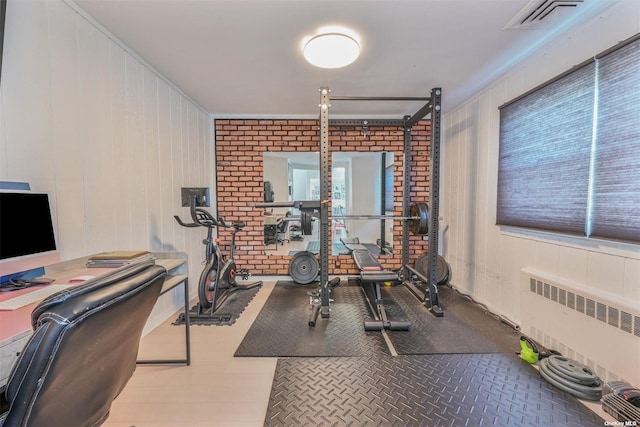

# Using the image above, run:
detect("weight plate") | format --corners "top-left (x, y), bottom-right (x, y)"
top-left (289, 251), bottom-right (319, 285)
top-left (409, 202), bottom-right (430, 235)
top-left (545, 355), bottom-right (600, 385)
top-left (414, 254), bottom-right (427, 277)
top-left (539, 358), bottom-right (603, 401)
top-left (415, 253), bottom-right (450, 285)
top-left (443, 260), bottom-right (452, 283)
top-left (300, 212), bottom-right (313, 236)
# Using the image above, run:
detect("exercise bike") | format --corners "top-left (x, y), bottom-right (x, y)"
top-left (174, 199), bottom-right (262, 320)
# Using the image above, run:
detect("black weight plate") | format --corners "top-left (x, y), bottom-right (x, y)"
top-left (414, 254), bottom-right (449, 285)
top-left (539, 358), bottom-right (602, 401)
top-left (289, 251), bottom-right (319, 285)
top-left (439, 258), bottom-right (451, 285)
top-left (414, 254), bottom-right (428, 277)
top-left (443, 260), bottom-right (452, 283)
top-left (409, 202), bottom-right (429, 235)
top-left (300, 212), bottom-right (313, 235)
top-left (546, 355), bottom-right (600, 385)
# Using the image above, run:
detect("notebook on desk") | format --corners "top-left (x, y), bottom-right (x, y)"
top-left (86, 251), bottom-right (152, 268)
top-left (89, 251), bottom-right (150, 260)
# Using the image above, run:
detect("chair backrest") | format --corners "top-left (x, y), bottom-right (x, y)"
top-left (277, 218), bottom-right (288, 233)
top-left (0, 261), bottom-right (166, 427)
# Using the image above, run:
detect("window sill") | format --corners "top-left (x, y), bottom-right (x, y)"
top-left (498, 225), bottom-right (640, 260)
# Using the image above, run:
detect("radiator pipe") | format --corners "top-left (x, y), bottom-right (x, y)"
top-left (499, 315), bottom-right (520, 331)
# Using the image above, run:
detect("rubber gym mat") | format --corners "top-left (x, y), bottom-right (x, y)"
top-left (172, 285), bottom-right (260, 326)
top-left (379, 284), bottom-right (523, 354)
top-left (234, 281), bottom-right (389, 357)
top-left (264, 353), bottom-right (605, 427)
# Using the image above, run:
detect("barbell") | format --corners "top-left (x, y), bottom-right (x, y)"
top-left (259, 201), bottom-right (430, 236)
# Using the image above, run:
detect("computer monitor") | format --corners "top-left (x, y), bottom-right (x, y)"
top-left (0, 191), bottom-right (60, 278)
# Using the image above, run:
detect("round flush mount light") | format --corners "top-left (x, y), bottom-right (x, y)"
top-left (302, 27), bottom-right (361, 69)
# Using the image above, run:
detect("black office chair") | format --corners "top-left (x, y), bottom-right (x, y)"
top-left (0, 260), bottom-right (166, 427)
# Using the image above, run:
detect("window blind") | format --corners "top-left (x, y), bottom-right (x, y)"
top-left (497, 62), bottom-right (595, 235)
top-left (591, 38), bottom-right (640, 242)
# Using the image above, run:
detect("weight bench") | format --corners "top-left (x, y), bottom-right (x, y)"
top-left (341, 237), bottom-right (410, 331)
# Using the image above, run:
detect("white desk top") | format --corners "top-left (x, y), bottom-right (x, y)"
top-left (0, 252), bottom-right (187, 388)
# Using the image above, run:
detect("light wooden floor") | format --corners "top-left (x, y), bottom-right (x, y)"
top-left (103, 280), bottom-right (279, 427)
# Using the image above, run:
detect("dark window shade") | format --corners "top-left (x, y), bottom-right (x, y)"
top-left (497, 62), bottom-right (595, 234)
top-left (591, 38), bottom-right (640, 242)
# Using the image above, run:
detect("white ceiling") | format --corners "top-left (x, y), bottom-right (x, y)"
top-left (71, 0), bottom-right (616, 118)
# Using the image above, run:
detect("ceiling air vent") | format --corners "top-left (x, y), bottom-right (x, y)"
top-left (504, 0), bottom-right (585, 29)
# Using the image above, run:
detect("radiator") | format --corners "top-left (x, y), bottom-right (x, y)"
top-left (521, 268), bottom-right (640, 386)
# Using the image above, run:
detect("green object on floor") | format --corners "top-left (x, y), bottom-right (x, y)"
top-left (519, 336), bottom-right (539, 364)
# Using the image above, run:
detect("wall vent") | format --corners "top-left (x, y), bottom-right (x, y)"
top-left (521, 268), bottom-right (640, 386)
top-left (528, 276), bottom-right (640, 339)
top-left (505, 0), bottom-right (586, 29)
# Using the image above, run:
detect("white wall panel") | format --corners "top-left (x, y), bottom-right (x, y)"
top-left (441, 0), bottom-right (640, 383)
top-left (157, 79), bottom-right (175, 251)
top-left (533, 241), bottom-right (559, 275)
top-left (201, 112), bottom-right (212, 186)
top-left (623, 257), bottom-right (640, 301)
top-left (187, 103), bottom-right (199, 185)
top-left (179, 97), bottom-right (189, 185)
top-left (587, 251), bottom-right (625, 296)
top-left (169, 88), bottom-right (186, 251)
top-left (109, 45), bottom-right (132, 250)
top-left (77, 12), bottom-right (116, 256)
top-left (143, 68), bottom-right (162, 251)
top-left (0, 0), bottom-right (213, 325)
top-left (47, 2), bottom-right (85, 259)
top-left (1, 1), bottom-right (52, 189)
top-left (125, 54), bottom-right (148, 249)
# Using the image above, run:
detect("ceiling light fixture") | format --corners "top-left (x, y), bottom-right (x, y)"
top-left (302, 27), bottom-right (361, 69)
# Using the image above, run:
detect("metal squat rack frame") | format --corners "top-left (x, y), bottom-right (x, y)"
top-left (316, 87), bottom-right (444, 321)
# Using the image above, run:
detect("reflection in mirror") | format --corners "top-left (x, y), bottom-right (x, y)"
top-left (263, 152), bottom-right (320, 255)
top-left (332, 152), bottom-right (394, 256)
top-left (261, 152), bottom-right (393, 257)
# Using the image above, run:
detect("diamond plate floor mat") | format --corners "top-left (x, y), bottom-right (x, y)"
top-left (379, 284), bottom-right (522, 354)
top-left (173, 285), bottom-right (260, 326)
top-left (234, 281), bottom-right (389, 357)
top-left (264, 353), bottom-right (604, 427)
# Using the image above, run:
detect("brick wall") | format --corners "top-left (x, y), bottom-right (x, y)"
top-left (215, 119), bottom-right (431, 276)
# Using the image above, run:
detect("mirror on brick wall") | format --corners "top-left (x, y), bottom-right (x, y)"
top-left (262, 151), bottom-right (394, 256)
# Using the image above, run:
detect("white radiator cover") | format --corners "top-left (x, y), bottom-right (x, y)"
top-left (521, 268), bottom-right (640, 386)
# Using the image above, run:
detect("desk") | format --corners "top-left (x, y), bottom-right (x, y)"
top-left (137, 254), bottom-right (190, 367)
top-left (0, 252), bottom-right (190, 388)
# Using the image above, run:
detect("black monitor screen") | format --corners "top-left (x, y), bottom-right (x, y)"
top-left (0, 192), bottom-right (57, 260)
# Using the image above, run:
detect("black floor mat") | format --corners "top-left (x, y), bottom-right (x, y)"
top-left (380, 284), bottom-right (523, 354)
top-left (236, 280), bottom-right (523, 357)
top-left (264, 353), bottom-right (605, 427)
top-left (234, 281), bottom-right (389, 357)
top-left (173, 285), bottom-right (260, 326)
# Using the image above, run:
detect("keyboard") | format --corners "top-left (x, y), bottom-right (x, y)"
top-left (0, 285), bottom-right (73, 311)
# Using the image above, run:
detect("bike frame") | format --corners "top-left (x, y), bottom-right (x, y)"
top-left (174, 194), bottom-right (261, 319)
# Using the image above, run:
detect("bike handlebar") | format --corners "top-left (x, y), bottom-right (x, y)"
top-left (173, 215), bottom-right (200, 228)
top-left (174, 195), bottom-right (238, 230)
